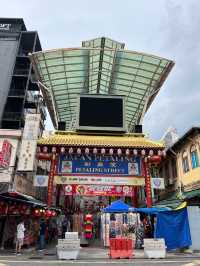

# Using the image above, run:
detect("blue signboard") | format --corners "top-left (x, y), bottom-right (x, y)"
top-left (59, 155), bottom-right (141, 176)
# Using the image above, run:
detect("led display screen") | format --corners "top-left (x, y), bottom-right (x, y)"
top-left (77, 95), bottom-right (126, 132)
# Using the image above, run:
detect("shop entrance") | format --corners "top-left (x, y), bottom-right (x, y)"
top-left (59, 188), bottom-right (134, 248)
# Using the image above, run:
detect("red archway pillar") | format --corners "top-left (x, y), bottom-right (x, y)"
top-left (47, 153), bottom-right (57, 207)
top-left (132, 187), bottom-right (138, 207)
top-left (143, 158), bottom-right (152, 208)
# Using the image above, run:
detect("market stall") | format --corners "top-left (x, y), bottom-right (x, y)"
top-left (102, 200), bottom-right (136, 258)
top-left (129, 206), bottom-right (192, 252)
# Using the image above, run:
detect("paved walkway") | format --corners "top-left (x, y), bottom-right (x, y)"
top-left (0, 246), bottom-right (200, 261)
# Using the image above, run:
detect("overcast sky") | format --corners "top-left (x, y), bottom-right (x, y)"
top-left (1, 0), bottom-right (200, 140)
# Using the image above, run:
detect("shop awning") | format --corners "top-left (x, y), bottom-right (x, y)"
top-left (0, 191), bottom-right (46, 207)
top-left (129, 207), bottom-right (169, 214)
top-left (103, 200), bottom-right (131, 213)
top-left (38, 131), bottom-right (164, 149)
top-left (29, 37), bottom-right (174, 131)
top-left (153, 193), bottom-right (183, 209)
top-left (183, 189), bottom-right (200, 199)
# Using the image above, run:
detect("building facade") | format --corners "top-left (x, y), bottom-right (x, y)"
top-left (0, 18), bottom-right (46, 130)
top-left (158, 127), bottom-right (200, 205)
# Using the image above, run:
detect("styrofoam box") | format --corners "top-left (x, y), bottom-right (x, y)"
top-left (57, 249), bottom-right (80, 260)
top-left (144, 249), bottom-right (166, 259)
top-left (58, 239), bottom-right (80, 245)
top-left (144, 238), bottom-right (166, 259)
top-left (57, 243), bottom-right (80, 249)
top-left (65, 232), bottom-right (78, 240)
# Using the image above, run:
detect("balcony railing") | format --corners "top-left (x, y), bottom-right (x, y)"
top-left (3, 112), bottom-right (22, 121)
top-left (13, 68), bottom-right (30, 76)
top-left (8, 89), bottom-right (25, 97)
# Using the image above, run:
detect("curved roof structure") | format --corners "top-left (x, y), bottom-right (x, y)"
top-left (30, 37), bottom-right (174, 132)
top-left (38, 131), bottom-right (164, 149)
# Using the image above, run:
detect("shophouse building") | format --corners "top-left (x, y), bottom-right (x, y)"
top-left (157, 127), bottom-right (200, 206)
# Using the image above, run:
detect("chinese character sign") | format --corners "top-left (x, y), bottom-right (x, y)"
top-left (64, 184), bottom-right (134, 196)
top-left (59, 156), bottom-right (141, 176)
top-left (0, 140), bottom-right (12, 168)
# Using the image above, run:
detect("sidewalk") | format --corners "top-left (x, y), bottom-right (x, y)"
top-left (0, 246), bottom-right (200, 261)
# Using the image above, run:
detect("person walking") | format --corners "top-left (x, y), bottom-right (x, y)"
top-left (39, 219), bottom-right (46, 251)
top-left (61, 215), bottom-right (70, 238)
top-left (15, 220), bottom-right (25, 255)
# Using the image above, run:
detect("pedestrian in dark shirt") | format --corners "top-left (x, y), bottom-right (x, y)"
top-left (39, 219), bottom-right (46, 251)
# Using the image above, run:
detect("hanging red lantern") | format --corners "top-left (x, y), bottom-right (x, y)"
top-left (77, 148), bottom-right (81, 155)
top-left (33, 209), bottom-right (40, 217)
top-left (109, 148), bottom-right (114, 155)
top-left (125, 149), bottom-right (130, 156)
top-left (51, 211), bottom-right (56, 217)
top-left (20, 204), bottom-right (28, 215)
top-left (85, 148), bottom-right (90, 155)
top-left (60, 147), bottom-right (65, 153)
top-left (149, 150), bottom-right (154, 156)
top-left (133, 149), bottom-right (138, 156)
top-left (43, 146), bottom-right (48, 153)
top-left (101, 148), bottom-right (105, 155)
top-left (52, 147), bottom-right (57, 153)
top-left (68, 147), bottom-right (73, 154)
top-left (93, 148), bottom-right (97, 154)
top-left (117, 149), bottom-right (122, 156)
top-left (148, 155), bottom-right (162, 164)
top-left (45, 210), bottom-right (52, 217)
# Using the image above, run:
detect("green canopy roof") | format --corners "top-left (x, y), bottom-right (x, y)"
top-left (30, 37), bottom-right (174, 131)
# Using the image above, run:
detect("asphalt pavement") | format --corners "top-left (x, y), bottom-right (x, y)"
top-left (0, 258), bottom-right (199, 266)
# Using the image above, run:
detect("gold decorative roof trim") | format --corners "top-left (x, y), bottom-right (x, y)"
top-left (38, 132), bottom-right (164, 149)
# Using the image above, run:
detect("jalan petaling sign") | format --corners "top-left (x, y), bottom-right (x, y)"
top-left (58, 155), bottom-right (141, 176)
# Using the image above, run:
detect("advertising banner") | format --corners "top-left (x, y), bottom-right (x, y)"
top-left (17, 114), bottom-right (41, 172)
top-left (59, 156), bottom-right (141, 176)
top-left (17, 140), bottom-right (37, 171)
top-left (64, 184), bottom-right (134, 196)
top-left (34, 175), bottom-right (49, 187)
top-left (151, 178), bottom-right (165, 189)
top-left (23, 114), bottom-right (41, 140)
top-left (0, 135), bottom-right (20, 183)
top-left (0, 139), bottom-right (12, 168)
top-left (55, 175), bottom-right (145, 186)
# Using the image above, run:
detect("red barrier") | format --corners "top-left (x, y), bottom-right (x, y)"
top-left (109, 238), bottom-right (134, 259)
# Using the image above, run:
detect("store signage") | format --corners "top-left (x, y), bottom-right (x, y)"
top-left (151, 178), bottom-right (165, 189)
top-left (0, 24), bottom-right (11, 30)
top-left (23, 114), bottom-right (41, 140)
top-left (0, 140), bottom-right (12, 168)
top-left (55, 175), bottom-right (145, 186)
top-left (18, 114), bottom-right (41, 172)
top-left (59, 156), bottom-right (141, 176)
top-left (34, 175), bottom-right (49, 187)
top-left (143, 161), bottom-right (152, 207)
top-left (64, 184), bottom-right (134, 196)
top-left (17, 140), bottom-right (37, 171)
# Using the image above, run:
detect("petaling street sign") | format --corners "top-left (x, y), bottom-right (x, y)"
top-left (64, 184), bottom-right (134, 196)
top-left (55, 175), bottom-right (145, 186)
top-left (58, 156), bottom-right (141, 176)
